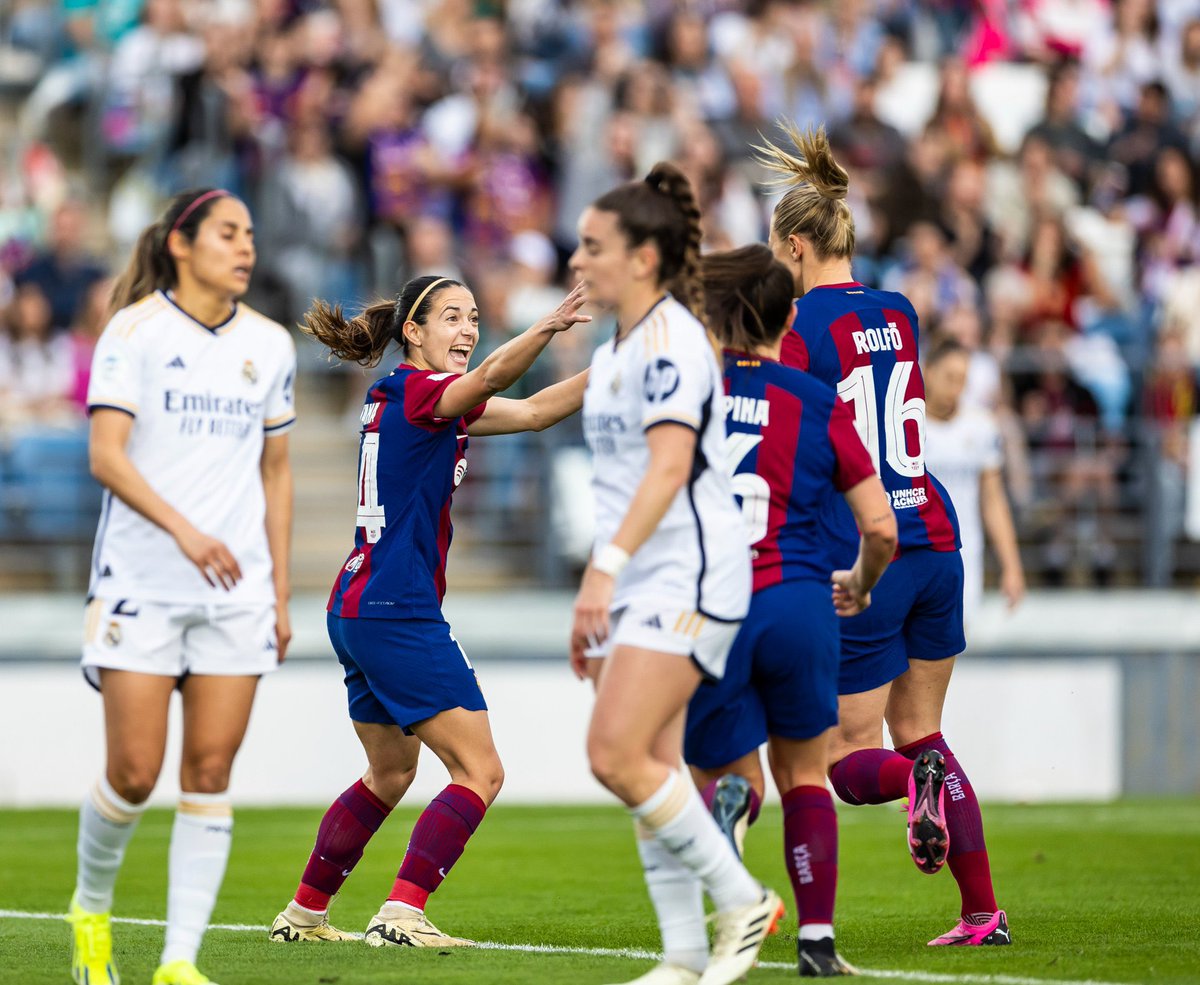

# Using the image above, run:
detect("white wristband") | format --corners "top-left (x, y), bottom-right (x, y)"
top-left (592, 543), bottom-right (630, 579)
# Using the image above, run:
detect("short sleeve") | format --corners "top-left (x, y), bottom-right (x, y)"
top-left (780, 328), bottom-right (810, 371)
top-left (640, 334), bottom-right (715, 434)
top-left (404, 369), bottom-right (485, 429)
top-left (463, 401), bottom-right (488, 427)
top-left (87, 319), bottom-right (144, 418)
top-left (829, 397), bottom-right (877, 491)
top-left (264, 334), bottom-right (298, 435)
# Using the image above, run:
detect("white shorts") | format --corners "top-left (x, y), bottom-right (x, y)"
top-left (585, 600), bottom-right (741, 680)
top-left (81, 597), bottom-right (280, 689)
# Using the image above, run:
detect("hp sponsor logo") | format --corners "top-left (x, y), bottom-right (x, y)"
top-left (643, 358), bottom-right (680, 403)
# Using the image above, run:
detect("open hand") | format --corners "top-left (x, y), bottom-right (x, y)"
top-left (544, 282), bottom-right (593, 334)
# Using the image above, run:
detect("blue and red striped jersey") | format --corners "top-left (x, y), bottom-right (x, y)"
top-left (784, 283), bottom-right (960, 562)
top-left (328, 364), bottom-right (486, 619)
top-left (724, 351), bottom-right (876, 593)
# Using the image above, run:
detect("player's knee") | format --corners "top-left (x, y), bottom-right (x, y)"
top-left (368, 763), bottom-right (417, 806)
top-left (180, 756), bottom-right (233, 794)
top-left (587, 738), bottom-right (630, 795)
top-left (886, 714), bottom-right (939, 749)
top-left (476, 760), bottom-right (504, 805)
top-left (107, 765), bottom-right (157, 805)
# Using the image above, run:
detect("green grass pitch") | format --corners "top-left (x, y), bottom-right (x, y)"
top-left (2, 799), bottom-right (1197, 984)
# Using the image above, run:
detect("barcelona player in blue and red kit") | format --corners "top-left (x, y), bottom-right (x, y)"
top-left (685, 246), bottom-right (897, 977)
top-left (760, 124), bottom-right (1009, 948)
top-left (269, 275), bottom-right (590, 948)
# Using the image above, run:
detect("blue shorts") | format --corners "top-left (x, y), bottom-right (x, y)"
top-left (838, 548), bottom-right (966, 696)
top-left (327, 613), bottom-right (487, 732)
top-left (684, 580), bottom-right (839, 770)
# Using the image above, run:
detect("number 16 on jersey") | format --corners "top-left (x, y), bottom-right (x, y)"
top-left (836, 362), bottom-right (926, 479)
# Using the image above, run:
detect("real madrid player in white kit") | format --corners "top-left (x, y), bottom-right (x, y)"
top-left (66, 189), bottom-right (296, 985)
top-left (922, 338), bottom-right (1025, 628)
top-left (569, 163), bottom-right (781, 985)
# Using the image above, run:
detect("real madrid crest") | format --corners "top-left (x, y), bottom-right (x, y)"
top-left (242, 359), bottom-right (258, 384)
top-left (104, 622), bottom-right (122, 647)
top-left (610, 371), bottom-right (622, 394)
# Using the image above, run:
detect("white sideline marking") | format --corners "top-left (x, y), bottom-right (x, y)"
top-left (3, 909), bottom-right (1136, 985)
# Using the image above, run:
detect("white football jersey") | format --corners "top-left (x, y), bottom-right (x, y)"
top-left (87, 290), bottom-right (297, 604)
top-left (583, 295), bottom-right (750, 622)
top-left (924, 407), bottom-right (1002, 621)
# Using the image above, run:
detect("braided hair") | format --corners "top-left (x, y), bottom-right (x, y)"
top-left (592, 161), bottom-right (707, 328)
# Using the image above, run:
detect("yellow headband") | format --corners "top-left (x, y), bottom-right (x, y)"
top-left (404, 277), bottom-right (451, 327)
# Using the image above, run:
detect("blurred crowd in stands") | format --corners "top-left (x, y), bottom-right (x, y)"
top-left (2, 0), bottom-right (1200, 585)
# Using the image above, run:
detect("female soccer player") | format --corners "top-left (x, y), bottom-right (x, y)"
top-left (68, 188), bottom-right (296, 985)
top-left (922, 338), bottom-right (1025, 629)
top-left (269, 275), bottom-right (589, 948)
top-left (569, 163), bottom-right (781, 985)
top-left (760, 124), bottom-right (1010, 947)
top-left (683, 245), bottom-right (897, 977)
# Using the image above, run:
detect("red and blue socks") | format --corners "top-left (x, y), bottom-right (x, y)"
top-left (389, 784), bottom-right (487, 910)
top-left (295, 779), bottom-right (391, 913)
top-left (897, 732), bottom-right (997, 919)
top-left (782, 786), bottom-right (838, 938)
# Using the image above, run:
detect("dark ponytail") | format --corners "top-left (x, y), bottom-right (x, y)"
top-left (301, 274), bottom-right (464, 367)
top-left (108, 187), bottom-right (232, 316)
top-left (593, 161), bottom-right (707, 328)
top-left (701, 245), bottom-right (795, 353)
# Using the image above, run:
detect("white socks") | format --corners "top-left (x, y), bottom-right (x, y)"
top-left (632, 770), bottom-right (761, 912)
top-left (635, 822), bottom-right (708, 973)
top-left (161, 791), bottom-right (233, 966)
top-left (800, 923), bottom-right (834, 941)
top-left (76, 776), bottom-right (147, 912)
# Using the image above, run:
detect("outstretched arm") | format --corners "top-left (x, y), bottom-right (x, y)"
top-left (432, 285), bottom-right (590, 420)
top-left (468, 370), bottom-right (589, 436)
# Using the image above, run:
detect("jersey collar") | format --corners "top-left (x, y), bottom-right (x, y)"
top-left (160, 289), bottom-right (239, 334)
top-left (614, 292), bottom-right (671, 350)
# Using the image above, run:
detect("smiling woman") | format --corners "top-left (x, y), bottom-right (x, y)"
top-left (68, 188), bottom-right (298, 985)
top-left (266, 274), bottom-right (590, 948)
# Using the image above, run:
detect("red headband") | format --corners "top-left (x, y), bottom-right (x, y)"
top-left (170, 189), bottom-right (230, 234)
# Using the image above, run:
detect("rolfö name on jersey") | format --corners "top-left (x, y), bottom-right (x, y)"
top-left (891, 487), bottom-right (929, 510)
top-left (852, 323), bottom-right (903, 355)
top-left (724, 395), bottom-right (769, 427)
top-left (164, 388), bottom-right (264, 438)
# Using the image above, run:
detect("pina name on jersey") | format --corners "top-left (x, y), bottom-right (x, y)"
top-left (851, 324), bottom-right (903, 355)
top-left (724, 395), bottom-right (769, 426)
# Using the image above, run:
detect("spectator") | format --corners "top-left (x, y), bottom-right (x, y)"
top-left (1163, 18), bottom-right (1200, 130)
top-left (1108, 81), bottom-right (1189, 199)
top-left (882, 219), bottom-right (979, 328)
top-left (102, 0), bottom-right (205, 158)
top-left (258, 119), bottom-right (365, 318)
top-left (0, 281), bottom-right (77, 435)
top-left (1024, 59), bottom-right (1106, 192)
top-left (15, 196), bottom-right (107, 333)
top-left (67, 276), bottom-right (113, 414)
